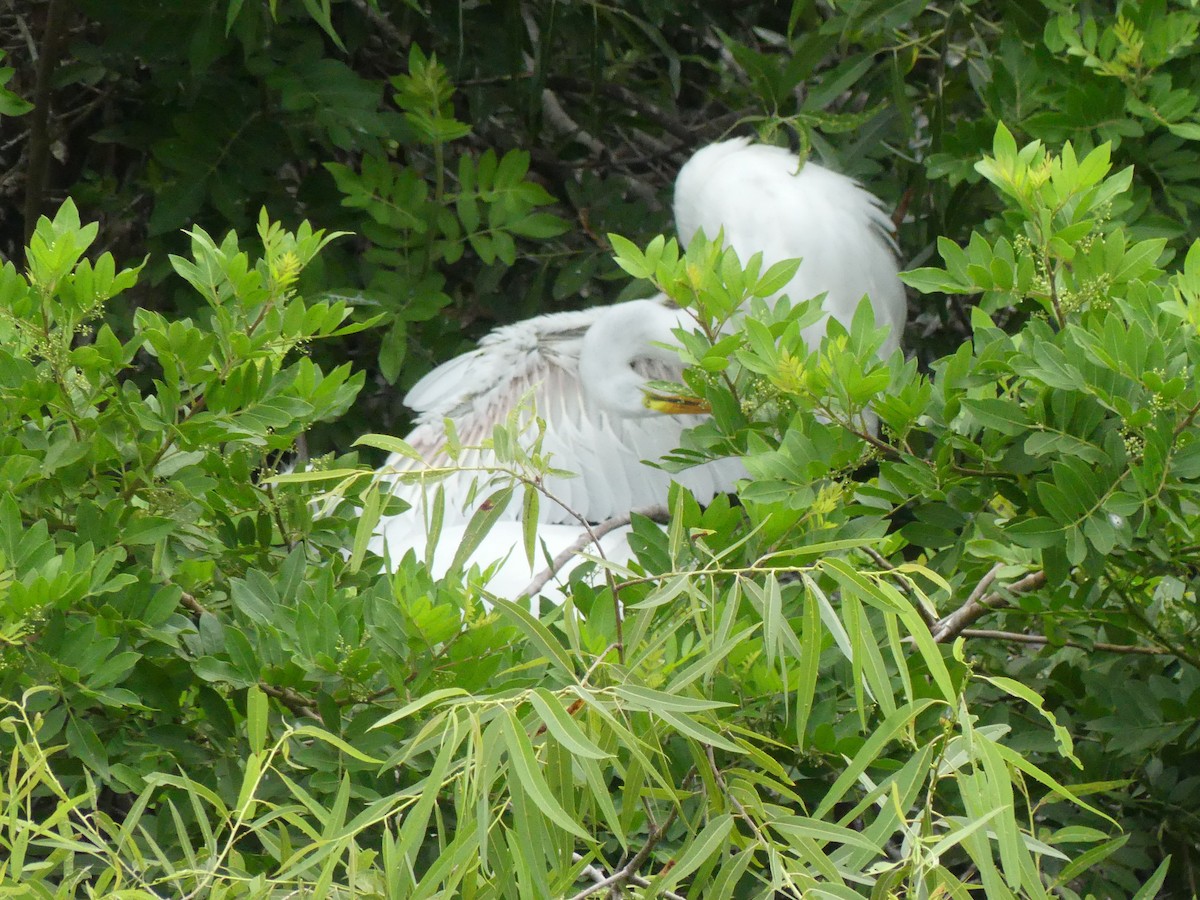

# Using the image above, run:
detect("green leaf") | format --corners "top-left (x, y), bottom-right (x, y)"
top-left (901, 267), bottom-right (968, 294)
top-left (654, 707), bottom-right (743, 753)
top-left (120, 516), bottom-right (176, 546)
top-left (528, 689), bottom-right (611, 760)
top-left (372, 688), bottom-right (471, 730)
top-left (1131, 857), bottom-right (1172, 900)
top-left (814, 699), bottom-right (940, 819)
top-left (246, 685), bottom-right (268, 754)
top-left (499, 708), bottom-right (590, 839)
top-left (609, 233), bottom-right (652, 279)
top-left (650, 814), bottom-right (734, 894)
top-left (611, 684), bottom-right (733, 713)
top-left (960, 398), bottom-right (1030, 435)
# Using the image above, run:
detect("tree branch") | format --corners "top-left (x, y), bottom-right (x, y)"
top-left (23, 0), bottom-right (71, 241)
top-left (546, 76), bottom-right (697, 144)
top-left (518, 505), bottom-right (667, 601)
top-left (258, 682), bottom-right (320, 721)
top-left (565, 806), bottom-right (679, 900)
top-left (958, 628), bottom-right (1169, 656)
top-left (861, 546), bottom-right (938, 627)
top-left (932, 567), bottom-right (1045, 643)
top-left (570, 853), bottom-right (687, 900)
top-left (179, 591), bottom-right (207, 616)
top-left (705, 744), bottom-right (771, 851)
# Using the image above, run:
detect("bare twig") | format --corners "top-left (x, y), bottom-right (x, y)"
top-left (179, 592), bottom-right (208, 615)
top-left (540, 87), bottom-right (611, 158)
top-left (564, 807), bottom-right (679, 900)
top-left (258, 683), bottom-right (320, 721)
top-left (1043, 248), bottom-right (1066, 329)
top-left (1113, 584), bottom-right (1200, 671)
top-left (705, 744), bottom-right (771, 849)
top-left (957, 628), bottom-right (1169, 655)
top-left (966, 563), bottom-right (1004, 608)
top-left (860, 546), bottom-right (940, 627)
top-left (348, 0), bottom-right (406, 46)
top-left (23, 0), bottom-right (71, 241)
top-left (518, 505), bottom-right (668, 600)
top-left (862, 546), bottom-right (895, 571)
top-left (547, 76), bottom-right (697, 144)
top-left (932, 567), bottom-right (1046, 643)
top-left (570, 852), bottom-right (687, 900)
top-left (580, 643), bottom-right (621, 686)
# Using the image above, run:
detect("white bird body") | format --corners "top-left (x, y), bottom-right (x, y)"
top-left (674, 138), bottom-right (905, 358)
top-left (373, 139), bottom-right (906, 598)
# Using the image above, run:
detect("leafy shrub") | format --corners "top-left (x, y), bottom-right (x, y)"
top-left (5, 0), bottom-right (1200, 895)
top-left (0, 179), bottom-right (1158, 897)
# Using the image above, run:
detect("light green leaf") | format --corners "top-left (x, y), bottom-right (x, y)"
top-left (528, 689), bottom-right (611, 760)
top-left (499, 708), bottom-right (590, 839)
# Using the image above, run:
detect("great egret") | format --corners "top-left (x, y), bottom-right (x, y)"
top-left (373, 138), bottom-right (906, 594)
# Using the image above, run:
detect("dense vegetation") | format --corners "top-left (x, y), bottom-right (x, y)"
top-left (2, 0), bottom-right (1200, 896)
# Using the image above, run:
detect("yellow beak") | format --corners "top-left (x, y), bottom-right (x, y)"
top-left (643, 392), bottom-right (712, 415)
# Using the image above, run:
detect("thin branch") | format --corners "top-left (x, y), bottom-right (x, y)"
top-left (547, 75), bottom-right (696, 144)
top-left (258, 683), bottom-right (320, 721)
top-left (580, 643), bottom-right (621, 687)
top-left (861, 546), bottom-right (938, 627)
top-left (1113, 583), bottom-right (1200, 671)
top-left (570, 853), bottom-right (687, 900)
top-left (347, 0), bottom-right (406, 46)
top-left (958, 628), bottom-right (1169, 656)
top-left (564, 806), bottom-right (679, 900)
top-left (862, 546), bottom-right (895, 571)
top-left (705, 744), bottom-right (771, 849)
top-left (1043, 248), bottom-right (1066, 329)
top-left (533, 645), bottom-right (620, 739)
top-left (518, 505), bottom-right (668, 600)
top-left (23, 0), bottom-right (71, 242)
top-left (932, 567), bottom-right (1045, 643)
top-left (965, 563), bottom-right (1004, 607)
top-left (179, 592), bottom-right (208, 616)
top-left (1174, 396), bottom-right (1200, 439)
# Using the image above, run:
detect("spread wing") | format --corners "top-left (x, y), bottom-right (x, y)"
top-left (674, 137), bottom-right (906, 356)
top-left (383, 304), bottom-right (744, 525)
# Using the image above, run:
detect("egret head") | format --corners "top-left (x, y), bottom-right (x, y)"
top-left (579, 297), bottom-right (705, 419)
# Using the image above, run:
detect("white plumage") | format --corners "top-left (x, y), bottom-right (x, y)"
top-left (372, 138), bottom-right (907, 597)
top-left (675, 138), bottom-right (905, 358)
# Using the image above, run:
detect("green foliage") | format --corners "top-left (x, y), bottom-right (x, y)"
top-left (611, 122), bottom-right (1200, 895)
top-left (0, 206), bottom-right (369, 800)
top-left (0, 49), bottom-right (30, 117)
top-left (7, 0), bottom-right (1200, 894)
top-left (0, 200), bottom-right (1105, 898)
top-left (323, 44), bottom-right (569, 382)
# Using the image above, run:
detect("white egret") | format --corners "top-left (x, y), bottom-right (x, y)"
top-left (372, 138), bottom-right (907, 595)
